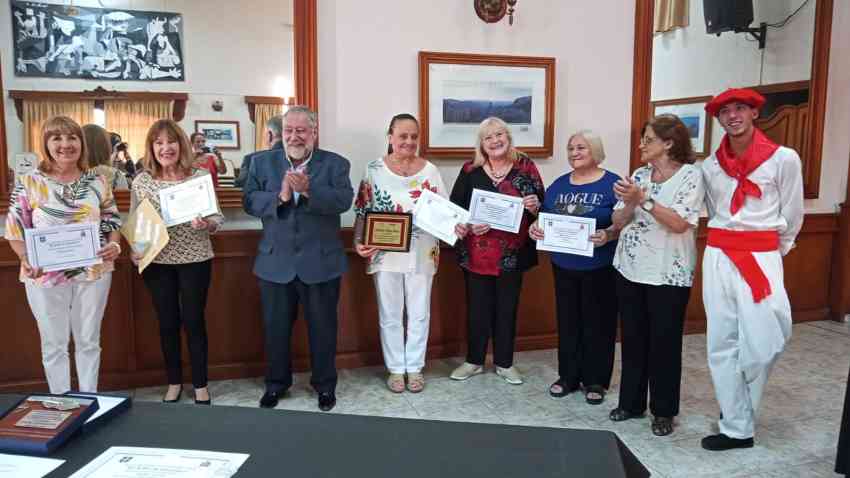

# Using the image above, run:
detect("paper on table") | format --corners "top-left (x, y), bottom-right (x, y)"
top-left (121, 198), bottom-right (169, 274)
top-left (0, 453), bottom-right (64, 478)
top-left (68, 447), bottom-right (250, 478)
top-left (412, 189), bottom-right (469, 246)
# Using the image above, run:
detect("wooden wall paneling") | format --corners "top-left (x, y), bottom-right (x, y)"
top-left (293, 0), bottom-right (319, 111)
top-left (628, 0), bottom-right (655, 172)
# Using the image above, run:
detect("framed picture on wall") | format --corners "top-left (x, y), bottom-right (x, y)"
top-left (194, 120), bottom-right (240, 150)
top-left (651, 96), bottom-right (713, 159)
top-left (418, 51), bottom-right (556, 158)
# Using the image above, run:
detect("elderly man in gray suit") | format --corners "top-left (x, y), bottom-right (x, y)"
top-left (243, 105), bottom-right (354, 411)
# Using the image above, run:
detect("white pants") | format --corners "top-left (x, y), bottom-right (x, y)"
top-left (703, 247), bottom-right (792, 439)
top-left (24, 273), bottom-right (112, 394)
top-left (373, 271), bottom-right (434, 374)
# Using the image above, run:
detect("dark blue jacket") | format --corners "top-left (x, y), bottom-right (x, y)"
top-left (235, 140), bottom-right (283, 188)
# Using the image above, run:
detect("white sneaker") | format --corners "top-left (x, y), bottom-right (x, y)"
top-left (496, 366), bottom-right (523, 385)
top-left (450, 362), bottom-right (483, 381)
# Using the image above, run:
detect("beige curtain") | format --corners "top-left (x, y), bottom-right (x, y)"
top-left (254, 103), bottom-right (284, 151)
top-left (23, 100), bottom-right (95, 161)
top-left (655, 0), bottom-right (689, 34)
top-left (104, 100), bottom-right (173, 161)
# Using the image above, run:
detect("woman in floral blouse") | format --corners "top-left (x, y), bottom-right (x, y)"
top-left (5, 116), bottom-right (122, 394)
top-left (449, 117), bottom-right (544, 386)
top-left (354, 113), bottom-right (447, 393)
top-left (609, 114), bottom-right (705, 437)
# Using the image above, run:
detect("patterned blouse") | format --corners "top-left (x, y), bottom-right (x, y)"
top-left (449, 153), bottom-right (545, 276)
top-left (612, 163), bottom-right (705, 287)
top-left (4, 169), bottom-right (122, 287)
top-left (131, 169), bottom-right (224, 265)
top-left (354, 158), bottom-right (446, 275)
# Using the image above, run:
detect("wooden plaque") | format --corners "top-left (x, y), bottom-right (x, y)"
top-left (364, 212), bottom-right (413, 252)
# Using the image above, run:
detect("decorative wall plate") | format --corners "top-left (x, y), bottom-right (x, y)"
top-left (474, 0), bottom-right (507, 23)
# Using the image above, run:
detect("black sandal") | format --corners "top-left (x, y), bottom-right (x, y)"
top-left (548, 378), bottom-right (578, 398)
top-left (584, 385), bottom-right (606, 405)
top-left (609, 407), bottom-right (643, 422)
top-left (651, 416), bottom-right (674, 436)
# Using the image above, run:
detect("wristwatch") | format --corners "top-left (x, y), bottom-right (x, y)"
top-left (640, 199), bottom-right (655, 212)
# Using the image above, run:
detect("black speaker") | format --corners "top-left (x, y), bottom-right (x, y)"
top-left (704, 0), bottom-right (754, 34)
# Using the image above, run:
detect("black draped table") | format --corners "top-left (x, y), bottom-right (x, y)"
top-left (0, 394), bottom-right (650, 477)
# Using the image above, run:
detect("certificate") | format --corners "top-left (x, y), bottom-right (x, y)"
top-left (0, 453), bottom-right (64, 477)
top-left (469, 189), bottom-right (524, 234)
top-left (24, 222), bottom-right (102, 272)
top-left (158, 174), bottom-right (219, 227)
top-left (536, 212), bottom-right (596, 257)
top-left (363, 212), bottom-right (413, 252)
top-left (412, 189), bottom-right (470, 246)
top-left (69, 447), bottom-right (250, 478)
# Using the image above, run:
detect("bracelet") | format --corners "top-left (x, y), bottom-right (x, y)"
top-left (108, 241), bottom-right (121, 254)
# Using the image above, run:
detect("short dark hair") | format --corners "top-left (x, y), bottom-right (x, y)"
top-left (642, 114), bottom-right (696, 164)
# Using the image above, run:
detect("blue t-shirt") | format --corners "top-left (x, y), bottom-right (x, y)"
top-left (542, 170), bottom-right (621, 271)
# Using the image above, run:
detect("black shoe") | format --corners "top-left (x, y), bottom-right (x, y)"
top-left (259, 390), bottom-right (283, 408)
top-left (162, 385), bottom-right (183, 403)
top-left (318, 391), bottom-right (336, 412)
top-left (609, 407), bottom-right (644, 422)
top-left (701, 433), bottom-right (754, 451)
top-left (194, 391), bottom-right (211, 405)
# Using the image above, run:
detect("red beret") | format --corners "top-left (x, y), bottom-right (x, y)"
top-left (705, 88), bottom-right (766, 117)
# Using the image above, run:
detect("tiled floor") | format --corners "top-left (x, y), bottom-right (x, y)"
top-left (131, 320), bottom-right (850, 478)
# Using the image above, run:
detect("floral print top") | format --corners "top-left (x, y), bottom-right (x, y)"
top-left (449, 153), bottom-right (545, 276)
top-left (5, 169), bottom-right (122, 287)
top-left (613, 163), bottom-right (705, 287)
top-left (354, 158), bottom-right (446, 275)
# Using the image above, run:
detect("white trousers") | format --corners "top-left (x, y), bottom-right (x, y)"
top-left (24, 273), bottom-right (112, 394)
top-left (703, 247), bottom-right (792, 439)
top-left (373, 271), bottom-right (434, 374)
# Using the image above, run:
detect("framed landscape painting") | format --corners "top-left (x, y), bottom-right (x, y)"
top-left (418, 51), bottom-right (555, 158)
top-left (651, 96), bottom-right (713, 159)
top-left (194, 120), bottom-right (240, 150)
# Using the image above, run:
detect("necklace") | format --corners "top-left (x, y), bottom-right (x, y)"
top-left (485, 160), bottom-right (511, 184)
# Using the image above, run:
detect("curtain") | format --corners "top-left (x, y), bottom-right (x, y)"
top-left (104, 100), bottom-right (173, 162)
top-left (23, 100), bottom-right (95, 161)
top-left (254, 103), bottom-right (284, 151)
top-left (655, 0), bottom-right (689, 34)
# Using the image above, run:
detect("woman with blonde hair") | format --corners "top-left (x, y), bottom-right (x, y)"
top-left (449, 117), bottom-right (544, 385)
top-left (83, 124), bottom-right (129, 190)
top-left (131, 119), bottom-right (223, 405)
top-left (5, 116), bottom-right (122, 393)
top-left (529, 130), bottom-right (621, 404)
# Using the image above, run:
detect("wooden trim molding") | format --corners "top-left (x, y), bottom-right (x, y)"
top-left (244, 96), bottom-right (296, 123)
top-left (629, 0), bottom-right (833, 199)
top-left (293, 0), bottom-right (319, 111)
top-left (8, 89), bottom-right (189, 122)
top-left (829, 145), bottom-right (850, 321)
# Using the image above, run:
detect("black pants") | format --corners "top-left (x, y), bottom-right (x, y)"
top-left (616, 272), bottom-right (691, 417)
top-left (259, 277), bottom-right (340, 394)
top-left (142, 260), bottom-right (212, 388)
top-left (464, 270), bottom-right (523, 369)
top-left (553, 264), bottom-right (618, 390)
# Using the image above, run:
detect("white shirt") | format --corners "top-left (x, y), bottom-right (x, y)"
top-left (702, 146), bottom-right (804, 256)
top-left (354, 158), bottom-right (447, 275)
top-left (613, 163), bottom-right (705, 287)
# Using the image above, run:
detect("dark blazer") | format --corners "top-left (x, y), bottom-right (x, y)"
top-left (243, 147), bottom-right (354, 285)
top-left (235, 140), bottom-right (283, 188)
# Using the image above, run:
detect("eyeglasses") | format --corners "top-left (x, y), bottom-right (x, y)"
top-left (640, 135), bottom-right (660, 145)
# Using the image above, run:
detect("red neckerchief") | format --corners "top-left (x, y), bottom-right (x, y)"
top-left (714, 128), bottom-right (779, 215)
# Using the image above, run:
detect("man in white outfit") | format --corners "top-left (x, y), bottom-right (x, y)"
top-left (700, 88), bottom-right (804, 451)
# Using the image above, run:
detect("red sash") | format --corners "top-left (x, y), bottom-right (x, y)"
top-left (707, 228), bottom-right (779, 303)
top-left (714, 129), bottom-right (779, 215)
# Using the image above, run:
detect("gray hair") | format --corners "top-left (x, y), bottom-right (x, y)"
top-left (283, 105), bottom-right (318, 129)
top-left (568, 130), bottom-right (606, 164)
top-left (266, 114), bottom-right (284, 138)
top-left (473, 117), bottom-right (518, 167)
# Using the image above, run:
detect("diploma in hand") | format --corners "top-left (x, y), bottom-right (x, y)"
top-left (121, 198), bottom-right (170, 273)
top-left (469, 188), bottom-right (524, 234)
top-left (158, 174), bottom-right (220, 227)
top-left (24, 223), bottom-right (103, 272)
top-left (536, 212), bottom-right (596, 257)
top-left (363, 212), bottom-right (413, 252)
top-left (412, 189), bottom-right (470, 246)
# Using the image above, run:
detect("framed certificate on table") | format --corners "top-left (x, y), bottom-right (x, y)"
top-left (24, 222), bottom-right (102, 272)
top-left (412, 189), bottom-right (470, 246)
top-left (0, 394), bottom-right (99, 456)
top-left (364, 212), bottom-right (413, 252)
top-left (469, 189), bottom-right (524, 234)
top-left (158, 174), bottom-right (220, 227)
top-left (536, 212), bottom-right (596, 257)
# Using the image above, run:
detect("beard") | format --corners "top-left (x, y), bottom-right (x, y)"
top-left (287, 145), bottom-right (311, 161)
